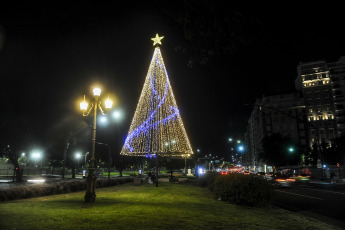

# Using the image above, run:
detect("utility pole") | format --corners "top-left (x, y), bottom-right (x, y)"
top-left (62, 132), bottom-right (73, 179)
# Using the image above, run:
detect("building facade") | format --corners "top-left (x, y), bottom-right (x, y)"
top-left (244, 93), bottom-right (307, 171)
top-left (296, 58), bottom-right (345, 146)
top-left (244, 56), bottom-right (345, 171)
top-left (328, 57), bottom-right (345, 137)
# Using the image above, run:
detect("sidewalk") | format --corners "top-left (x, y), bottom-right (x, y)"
top-left (309, 178), bottom-right (345, 186)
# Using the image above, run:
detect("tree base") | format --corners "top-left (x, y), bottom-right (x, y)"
top-left (84, 191), bottom-right (96, 202)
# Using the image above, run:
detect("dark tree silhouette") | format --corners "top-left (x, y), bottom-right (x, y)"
top-left (157, 1), bottom-right (267, 66)
top-left (1, 145), bottom-right (23, 182)
top-left (261, 133), bottom-right (300, 167)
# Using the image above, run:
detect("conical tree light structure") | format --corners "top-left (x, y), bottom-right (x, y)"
top-left (121, 34), bottom-right (193, 157)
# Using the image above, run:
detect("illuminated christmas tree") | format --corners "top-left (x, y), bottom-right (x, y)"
top-left (121, 34), bottom-right (193, 157)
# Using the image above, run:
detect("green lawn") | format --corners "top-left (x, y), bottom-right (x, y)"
top-left (0, 181), bottom-right (337, 230)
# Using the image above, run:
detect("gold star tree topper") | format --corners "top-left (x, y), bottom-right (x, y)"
top-left (151, 33), bottom-right (164, 46)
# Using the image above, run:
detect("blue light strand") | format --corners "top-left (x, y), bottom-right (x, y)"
top-left (124, 106), bottom-right (179, 152)
top-left (122, 47), bottom-right (191, 155)
top-left (124, 60), bottom-right (171, 152)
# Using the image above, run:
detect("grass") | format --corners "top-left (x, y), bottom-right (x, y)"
top-left (0, 181), bottom-right (338, 230)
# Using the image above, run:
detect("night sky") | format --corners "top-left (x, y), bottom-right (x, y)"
top-left (1, 2), bottom-right (345, 158)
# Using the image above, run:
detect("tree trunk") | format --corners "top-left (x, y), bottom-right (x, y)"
top-left (72, 164), bottom-right (76, 179)
top-left (14, 165), bottom-right (23, 182)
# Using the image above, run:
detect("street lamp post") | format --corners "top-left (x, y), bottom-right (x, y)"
top-left (84, 152), bottom-right (89, 167)
top-left (80, 87), bottom-right (113, 202)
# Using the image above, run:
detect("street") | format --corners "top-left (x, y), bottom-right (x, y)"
top-left (274, 182), bottom-right (345, 229)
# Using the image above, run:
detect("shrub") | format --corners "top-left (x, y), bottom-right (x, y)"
top-left (214, 173), bottom-right (275, 207)
top-left (198, 171), bottom-right (220, 192)
top-left (0, 177), bottom-right (134, 202)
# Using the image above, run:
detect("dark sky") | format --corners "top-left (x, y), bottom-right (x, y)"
top-left (1, 2), bottom-right (345, 158)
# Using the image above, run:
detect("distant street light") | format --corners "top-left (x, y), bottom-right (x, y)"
top-left (100, 116), bottom-right (108, 123)
top-left (238, 145), bottom-right (244, 164)
top-left (79, 86), bottom-right (113, 202)
top-left (31, 151), bottom-right (41, 167)
top-left (112, 110), bottom-right (123, 120)
top-left (75, 152), bottom-right (81, 170)
top-left (31, 151), bottom-right (42, 175)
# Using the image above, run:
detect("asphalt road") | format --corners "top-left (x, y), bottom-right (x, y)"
top-left (274, 182), bottom-right (345, 229)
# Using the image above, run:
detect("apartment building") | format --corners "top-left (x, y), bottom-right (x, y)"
top-left (245, 93), bottom-right (307, 171)
top-left (296, 58), bottom-right (345, 146)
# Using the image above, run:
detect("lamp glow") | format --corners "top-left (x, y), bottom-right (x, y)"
top-left (100, 116), bottom-right (107, 123)
top-left (80, 95), bottom-right (88, 111)
top-left (113, 111), bottom-right (121, 119)
top-left (31, 152), bottom-right (41, 159)
top-left (93, 88), bottom-right (101, 96)
top-left (75, 152), bottom-right (81, 159)
top-left (105, 97), bottom-right (113, 109)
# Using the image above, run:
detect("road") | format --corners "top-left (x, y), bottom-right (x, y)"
top-left (274, 182), bottom-right (345, 229)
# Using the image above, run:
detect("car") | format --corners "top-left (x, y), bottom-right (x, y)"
top-left (292, 174), bottom-right (310, 183)
top-left (220, 171), bottom-right (228, 175)
top-left (257, 172), bottom-right (265, 176)
top-left (273, 174), bottom-right (296, 187)
top-left (257, 172), bottom-right (273, 180)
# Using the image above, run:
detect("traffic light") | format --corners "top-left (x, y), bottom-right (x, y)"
top-left (337, 163), bottom-right (340, 168)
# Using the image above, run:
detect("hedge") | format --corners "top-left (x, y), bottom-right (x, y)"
top-left (0, 177), bottom-right (133, 202)
top-left (214, 173), bottom-right (275, 207)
